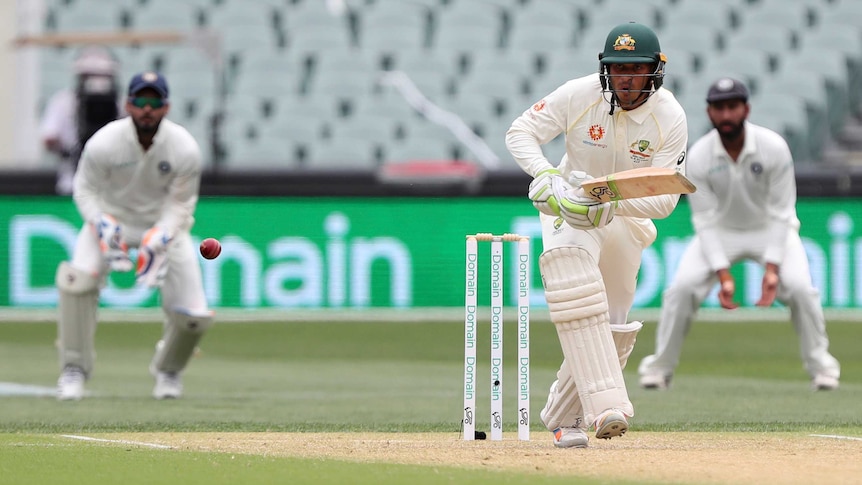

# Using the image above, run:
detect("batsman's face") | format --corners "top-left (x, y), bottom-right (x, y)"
top-left (607, 63), bottom-right (653, 110)
top-left (707, 99), bottom-right (749, 139)
top-left (126, 87), bottom-right (169, 134)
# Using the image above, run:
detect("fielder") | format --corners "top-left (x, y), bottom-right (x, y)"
top-left (56, 71), bottom-right (214, 401)
top-left (637, 78), bottom-right (841, 391)
top-left (506, 22), bottom-right (688, 448)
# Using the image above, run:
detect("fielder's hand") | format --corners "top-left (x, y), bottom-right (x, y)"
top-left (756, 264), bottom-right (779, 307)
top-left (94, 214), bottom-right (133, 272)
top-left (136, 227), bottom-right (172, 288)
top-left (717, 270), bottom-right (739, 310)
top-left (528, 168), bottom-right (572, 217)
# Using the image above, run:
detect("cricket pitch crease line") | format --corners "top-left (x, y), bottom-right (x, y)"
top-left (809, 434), bottom-right (862, 441)
top-left (61, 434), bottom-right (173, 449)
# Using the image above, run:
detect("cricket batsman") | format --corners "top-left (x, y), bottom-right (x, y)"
top-left (56, 71), bottom-right (214, 401)
top-left (506, 22), bottom-right (688, 448)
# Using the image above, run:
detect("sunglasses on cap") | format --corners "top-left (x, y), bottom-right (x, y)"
top-left (129, 96), bottom-right (167, 109)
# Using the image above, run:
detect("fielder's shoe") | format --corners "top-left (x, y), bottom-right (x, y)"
top-left (57, 365), bottom-right (85, 401)
top-left (639, 372), bottom-right (671, 390)
top-left (594, 409), bottom-right (628, 440)
top-left (152, 368), bottom-right (183, 400)
top-left (552, 427), bottom-right (589, 448)
top-left (811, 374), bottom-right (839, 391)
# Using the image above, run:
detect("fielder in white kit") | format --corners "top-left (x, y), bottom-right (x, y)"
top-left (56, 71), bottom-right (214, 401)
top-left (637, 78), bottom-right (841, 391)
top-left (506, 22), bottom-right (688, 448)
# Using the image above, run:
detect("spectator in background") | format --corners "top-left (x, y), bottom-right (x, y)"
top-left (637, 78), bottom-right (841, 391)
top-left (39, 45), bottom-right (121, 195)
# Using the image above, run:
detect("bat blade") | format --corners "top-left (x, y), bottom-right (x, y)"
top-left (580, 167), bottom-right (696, 202)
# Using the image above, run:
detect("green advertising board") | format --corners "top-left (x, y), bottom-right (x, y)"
top-left (2, 196), bottom-right (860, 309)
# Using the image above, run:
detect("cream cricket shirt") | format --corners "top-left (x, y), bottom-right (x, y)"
top-left (73, 116), bottom-right (203, 243)
top-left (686, 121), bottom-right (798, 271)
top-left (506, 72), bottom-right (688, 220)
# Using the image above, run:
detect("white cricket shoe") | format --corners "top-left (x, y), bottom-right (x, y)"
top-left (57, 365), bottom-right (85, 401)
top-left (152, 370), bottom-right (183, 400)
top-left (594, 409), bottom-right (628, 440)
top-left (552, 427), bottom-right (589, 448)
top-left (639, 372), bottom-right (671, 390)
top-left (811, 374), bottom-right (839, 391)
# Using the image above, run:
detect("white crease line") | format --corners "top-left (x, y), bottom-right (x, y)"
top-left (61, 434), bottom-right (173, 449)
top-left (809, 434), bottom-right (862, 441)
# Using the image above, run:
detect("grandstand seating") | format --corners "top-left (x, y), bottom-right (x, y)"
top-left (37, 0), bottom-right (862, 169)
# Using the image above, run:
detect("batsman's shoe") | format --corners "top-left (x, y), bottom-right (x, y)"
top-left (152, 368), bottom-right (183, 400)
top-left (811, 374), bottom-right (839, 391)
top-left (552, 427), bottom-right (589, 449)
top-left (57, 365), bottom-right (85, 401)
top-left (594, 409), bottom-right (628, 440)
top-left (639, 372), bottom-right (671, 390)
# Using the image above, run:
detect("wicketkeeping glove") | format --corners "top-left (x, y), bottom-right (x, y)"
top-left (527, 168), bottom-right (572, 217)
top-left (135, 227), bottom-right (172, 288)
top-left (94, 214), bottom-right (133, 272)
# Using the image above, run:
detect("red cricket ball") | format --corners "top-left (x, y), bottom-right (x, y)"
top-left (199, 237), bottom-right (222, 260)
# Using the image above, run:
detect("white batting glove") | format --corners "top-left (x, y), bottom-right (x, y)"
top-left (135, 227), bottom-right (172, 288)
top-left (93, 214), bottom-right (133, 272)
top-left (559, 189), bottom-right (617, 230)
top-left (528, 168), bottom-right (572, 217)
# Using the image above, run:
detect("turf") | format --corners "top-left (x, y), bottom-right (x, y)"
top-left (0, 317), bottom-right (859, 484)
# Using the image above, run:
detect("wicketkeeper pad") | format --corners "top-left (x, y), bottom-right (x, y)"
top-left (151, 307), bottom-right (214, 373)
top-left (540, 247), bottom-right (633, 426)
top-left (55, 262), bottom-right (100, 376)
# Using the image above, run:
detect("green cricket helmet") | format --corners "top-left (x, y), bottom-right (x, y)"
top-left (598, 22), bottom-right (667, 112)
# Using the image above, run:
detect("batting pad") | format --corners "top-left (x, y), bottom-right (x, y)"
top-left (55, 262), bottom-right (100, 376)
top-left (540, 362), bottom-right (584, 431)
top-left (151, 307), bottom-right (214, 373)
top-left (540, 247), bottom-right (633, 426)
top-left (610, 321), bottom-right (643, 370)
top-left (541, 321), bottom-right (643, 430)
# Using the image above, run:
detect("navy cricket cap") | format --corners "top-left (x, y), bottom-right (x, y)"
top-left (706, 77), bottom-right (749, 103)
top-left (128, 71), bottom-right (169, 98)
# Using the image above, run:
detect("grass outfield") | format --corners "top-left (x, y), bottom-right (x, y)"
top-left (0, 315), bottom-right (860, 484)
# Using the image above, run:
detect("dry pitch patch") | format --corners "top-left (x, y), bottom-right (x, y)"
top-left (90, 431), bottom-right (862, 484)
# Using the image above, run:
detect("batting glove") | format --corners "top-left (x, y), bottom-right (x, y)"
top-left (528, 168), bottom-right (572, 217)
top-left (135, 227), bottom-right (172, 288)
top-left (94, 214), bottom-right (133, 272)
top-left (559, 189), bottom-right (617, 230)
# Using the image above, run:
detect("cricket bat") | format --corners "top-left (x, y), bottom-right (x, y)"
top-left (580, 167), bottom-right (696, 202)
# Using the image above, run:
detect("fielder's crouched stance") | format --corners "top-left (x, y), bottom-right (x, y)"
top-left (56, 71), bottom-right (213, 401)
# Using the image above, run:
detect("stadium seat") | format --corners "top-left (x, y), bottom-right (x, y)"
top-left (696, 49), bottom-right (773, 97)
top-left (129, 4), bottom-right (202, 31)
top-left (781, 49), bottom-right (851, 138)
top-left (383, 50), bottom-right (456, 101)
top-left (431, 1), bottom-right (505, 51)
top-left (283, 4), bottom-right (354, 58)
top-left (721, 25), bottom-right (799, 72)
top-left (506, 6), bottom-right (580, 51)
top-left (356, 1), bottom-right (432, 53)
top-left (225, 135), bottom-right (301, 170)
top-left (304, 138), bottom-right (384, 170)
top-left (51, 2), bottom-right (125, 32)
top-left (749, 92), bottom-right (813, 163)
top-left (658, 25), bottom-right (724, 77)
